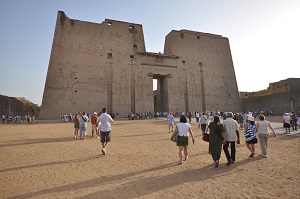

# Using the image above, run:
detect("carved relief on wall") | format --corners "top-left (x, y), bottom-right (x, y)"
top-left (136, 71), bottom-right (143, 101)
top-left (222, 76), bottom-right (236, 105)
top-left (54, 64), bottom-right (103, 106)
top-left (117, 68), bottom-right (128, 105)
top-left (176, 71), bottom-right (185, 99)
top-left (55, 66), bottom-right (77, 105)
top-left (188, 72), bottom-right (199, 105)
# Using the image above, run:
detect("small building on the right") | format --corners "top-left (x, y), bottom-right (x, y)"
top-left (240, 78), bottom-right (300, 115)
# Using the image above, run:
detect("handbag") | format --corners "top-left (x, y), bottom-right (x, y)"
top-left (202, 132), bottom-right (209, 142)
top-left (171, 129), bottom-right (179, 142)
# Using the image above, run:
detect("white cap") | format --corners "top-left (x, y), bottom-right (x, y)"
top-left (248, 116), bottom-right (254, 121)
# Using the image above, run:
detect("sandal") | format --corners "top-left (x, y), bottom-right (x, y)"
top-left (249, 153), bottom-right (255, 157)
top-left (214, 160), bottom-right (219, 167)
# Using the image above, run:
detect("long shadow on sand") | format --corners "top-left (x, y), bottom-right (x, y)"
top-left (0, 137), bottom-right (75, 147)
top-left (0, 155), bottom-right (101, 173)
top-left (8, 156), bottom-right (263, 199)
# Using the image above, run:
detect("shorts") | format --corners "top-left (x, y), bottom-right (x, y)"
top-left (168, 122), bottom-right (174, 128)
top-left (177, 136), bottom-right (189, 146)
top-left (246, 138), bottom-right (258, 144)
top-left (92, 124), bottom-right (98, 131)
top-left (283, 122), bottom-right (290, 128)
top-left (101, 131), bottom-right (111, 143)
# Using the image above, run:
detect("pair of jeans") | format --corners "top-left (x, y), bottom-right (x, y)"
top-left (223, 141), bottom-right (236, 162)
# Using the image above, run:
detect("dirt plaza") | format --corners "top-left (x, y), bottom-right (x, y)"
top-left (0, 116), bottom-right (299, 198)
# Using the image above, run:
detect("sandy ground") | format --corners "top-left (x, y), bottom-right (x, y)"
top-left (0, 116), bottom-right (299, 199)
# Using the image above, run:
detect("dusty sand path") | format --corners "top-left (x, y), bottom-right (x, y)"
top-left (0, 117), bottom-right (299, 198)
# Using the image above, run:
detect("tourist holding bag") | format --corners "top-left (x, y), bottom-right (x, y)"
top-left (207, 116), bottom-right (226, 167)
top-left (174, 115), bottom-right (195, 165)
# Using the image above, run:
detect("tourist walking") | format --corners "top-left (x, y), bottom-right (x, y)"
top-left (244, 116), bottom-right (258, 157)
top-left (187, 112), bottom-right (193, 123)
top-left (207, 116), bottom-right (226, 167)
top-left (222, 112), bottom-right (240, 166)
top-left (91, 112), bottom-right (98, 138)
top-left (283, 113), bottom-right (291, 134)
top-left (195, 112), bottom-right (200, 123)
top-left (256, 114), bottom-right (276, 158)
top-left (174, 115), bottom-right (195, 164)
top-left (79, 112), bottom-right (88, 140)
top-left (198, 112), bottom-right (208, 135)
top-left (238, 113), bottom-right (244, 129)
top-left (73, 113), bottom-right (80, 139)
top-left (167, 112), bottom-right (174, 133)
top-left (290, 112), bottom-right (297, 131)
top-left (98, 108), bottom-right (114, 155)
top-left (1, 114), bottom-right (5, 123)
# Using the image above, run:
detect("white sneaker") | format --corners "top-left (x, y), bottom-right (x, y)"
top-left (262, 154), bottom-right (267, 158)
top-left (101, 149), bottom-right (106, 155)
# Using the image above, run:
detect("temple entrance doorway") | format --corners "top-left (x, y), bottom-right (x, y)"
top-left (153, 74), bottom-right (168, 114)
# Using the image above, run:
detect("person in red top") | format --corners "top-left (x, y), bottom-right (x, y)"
top-left (91, 112), bottom-right (99, 138)
top-left (188, 112), bottom-right (193, 123)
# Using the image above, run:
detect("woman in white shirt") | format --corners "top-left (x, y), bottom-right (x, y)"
top-left (256, 114), bottom-right (276, 158)
top-left (174, 115), bottom-right (195, 164)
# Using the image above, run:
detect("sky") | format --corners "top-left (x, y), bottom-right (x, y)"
top-left (0, 0), bottom-right (299, 106)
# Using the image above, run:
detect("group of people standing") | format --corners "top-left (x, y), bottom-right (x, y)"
top-left (283, 111), bottom-right (299, 134)
top-left (1, 114), bottom-right (35, 124)
top-left (72, 108), bottom-right (114, 155)
top-left (169, 112), bottom-right (277, 167)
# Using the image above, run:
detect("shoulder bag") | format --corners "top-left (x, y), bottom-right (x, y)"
top-left (171, 129), bottom-right (179, 142)
top-left (202, 132), bottom-right (209, 142)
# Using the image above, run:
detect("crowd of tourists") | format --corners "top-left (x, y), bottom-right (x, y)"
top-left (70, 108), bottom-right (114, 155)
top-left (61, 109), bottom-right (299, 165)
top-left (1, 113), bottom-right (35, 124)
top-left (127, 112), bottom-right (153, 120)
top-left (168, 110), bottom-right (299, 167)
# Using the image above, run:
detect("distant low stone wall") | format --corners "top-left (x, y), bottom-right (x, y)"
top-left (241, 91), bottom-right (299, 115)
top-left (0, 95), bottom-right (40, 117)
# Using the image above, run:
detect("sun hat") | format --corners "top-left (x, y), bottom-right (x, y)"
top-left (248, 116), bottom-right (254, 121)
top-left (94, 112), bottom-right (97, 115)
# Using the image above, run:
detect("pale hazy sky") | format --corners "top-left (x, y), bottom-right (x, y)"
top-left (0, 0), bottom-right (299, 106)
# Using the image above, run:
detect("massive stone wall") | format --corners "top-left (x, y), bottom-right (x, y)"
top-left (40, 11), bottom-right (241, 119)
top-left (0, 95), bottom-right (40, 117)
top-left (241, 78), bottom-right (300, 115)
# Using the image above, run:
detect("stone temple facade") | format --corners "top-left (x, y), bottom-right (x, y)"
top-left (40, 11), bottom-right (241, 119)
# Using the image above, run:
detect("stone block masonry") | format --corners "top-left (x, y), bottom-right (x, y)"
top-left (40, 11), bottom-right (241, 119)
